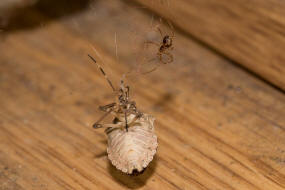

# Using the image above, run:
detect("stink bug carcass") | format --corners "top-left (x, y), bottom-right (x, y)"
top-left (88, 54), bottom-right (158, 175)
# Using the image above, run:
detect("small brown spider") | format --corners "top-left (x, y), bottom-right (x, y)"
top-left (157, 27), bottom-right (174, 64)
top-left (142, 23), bottom-right (174, 73)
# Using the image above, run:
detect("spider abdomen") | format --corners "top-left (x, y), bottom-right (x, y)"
top-left (106, 114), bottom-right (157, 174)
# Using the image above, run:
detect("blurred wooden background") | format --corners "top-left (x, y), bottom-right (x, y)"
top-left (0, 0), bottom-right (285, 189)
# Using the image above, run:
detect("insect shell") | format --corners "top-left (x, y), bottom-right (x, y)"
top-left (88, 55), bottom-right (158, 175)
top-left (106, 112), bottom-right (157, 175)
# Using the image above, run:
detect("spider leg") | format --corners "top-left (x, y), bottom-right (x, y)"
top-left (157, 27), bottom-right (163, 38)
top-left (141, 66), bottom-right (159, 75)
top-left (138, 54), bottom-right (160, 74)
top-left (166, 20), bottom-right (175, 38)
top-left (144, 41), bottom-right (160, 48)
top-left (141, 54), bottom-right (161, 74)
top-left (161, 51), bottom-right (173, 64)
top-left (158, 52), bottom-right (166, 64)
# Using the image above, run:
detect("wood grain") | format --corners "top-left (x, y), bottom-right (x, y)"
top-left (0, 0), bottom-right (285, 189)
top-left (136, 0), bottom-right (285, 91)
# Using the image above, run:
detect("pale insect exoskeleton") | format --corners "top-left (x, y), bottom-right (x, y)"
top-left (88, 54), bottom-right (158, 175)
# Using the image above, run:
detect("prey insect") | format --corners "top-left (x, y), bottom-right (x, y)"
top-left (89, 54), bottom-right (141, 132)
top-left (89, 54), bottom-right (158, 175)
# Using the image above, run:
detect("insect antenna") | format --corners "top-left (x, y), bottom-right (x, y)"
top-left (88, 54), bottom-right (116, 92)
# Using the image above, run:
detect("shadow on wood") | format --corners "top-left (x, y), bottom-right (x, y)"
top-left (151, 92), bottom-right (175, 113)
top-left (108, 156), bottom-right (157, 189)
top-left (94, 131), bottom-right (157, 188)
top-left (1, 0), bottom-right (91, 33)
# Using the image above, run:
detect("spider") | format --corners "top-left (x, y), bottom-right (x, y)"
top-left (147, 22), bottom-right (174, 61)
top-left (156, 27), bottom-right (174, 64)
top-left (142, 23), bottom-right (174, 73)
top-left (88, 54), bottom-right (142, 132)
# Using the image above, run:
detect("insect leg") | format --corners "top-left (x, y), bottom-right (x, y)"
top-left (93, 110), bottom-right (112, 129)
top-left (94, 123), bottom-right (123, 129)
top-left (99, 102), bottom-right (116, 112)
top-left (123, 110), bottom-right (143, 128)
top-left (125, 86), bottom-right (130, 100)
top-left (93, 104), bottom-right (116, 129)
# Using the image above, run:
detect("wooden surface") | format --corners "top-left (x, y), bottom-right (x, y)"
top-left (0, 0), bottom-right (285, 189)
top-left (137, 0), bottom-right (285, 91)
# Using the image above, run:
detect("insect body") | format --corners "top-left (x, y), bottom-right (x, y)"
top-left (89, 55), bottom-right (158, 174)
top-left (107, 113), bottom-right (157, 174)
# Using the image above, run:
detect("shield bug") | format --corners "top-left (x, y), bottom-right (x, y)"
top-left (88, 54), bottom-right (158, 175)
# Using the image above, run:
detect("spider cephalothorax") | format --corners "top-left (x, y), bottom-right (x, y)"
top-left (160, 35), bottom-right (173, 51)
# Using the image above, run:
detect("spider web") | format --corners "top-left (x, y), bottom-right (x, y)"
top-left (44, 0), bottom-right (175, 108)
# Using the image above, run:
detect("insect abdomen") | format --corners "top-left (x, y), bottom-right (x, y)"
top-left (106, 114), bottom-right (157, 174)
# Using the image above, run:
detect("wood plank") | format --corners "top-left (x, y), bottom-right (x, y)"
top-left (135, 0), bottom-right (285, 91)
top-left (0, 0), bottom-right (285, 189)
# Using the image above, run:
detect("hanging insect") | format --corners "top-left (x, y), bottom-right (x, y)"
top-left (88, 54), bottom-right (158, 175)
